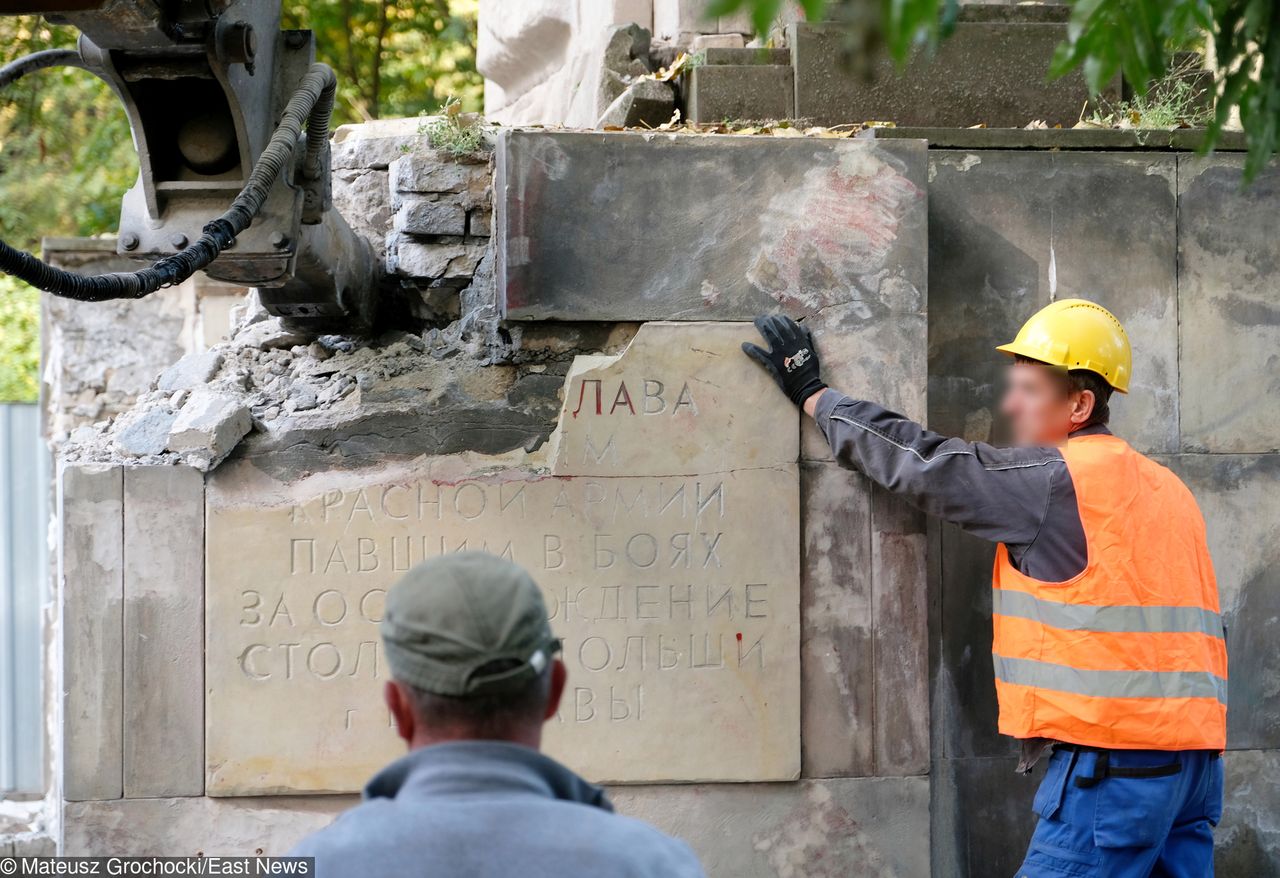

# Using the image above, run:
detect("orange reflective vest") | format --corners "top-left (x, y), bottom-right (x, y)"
top-left (992, 433), bottom-right (1227, 750)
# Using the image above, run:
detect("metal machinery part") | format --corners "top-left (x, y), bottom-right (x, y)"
top-left (1, 1), bottom-right (378, 334)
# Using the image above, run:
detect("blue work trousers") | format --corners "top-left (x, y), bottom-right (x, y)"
top-left (1016, 747), bottom-right (1223, 877)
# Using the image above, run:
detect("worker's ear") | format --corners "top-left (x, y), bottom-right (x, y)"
top-left (385, 680), bottom-right (416, 745)
top-left (1068, 388), bottom-right (1096, 427)
top-left (544, 659), bottom-right (567, 721)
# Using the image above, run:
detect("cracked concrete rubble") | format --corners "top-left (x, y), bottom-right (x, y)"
top-left (59, 283), bottom-right (639, 476)
top-left (57, 125), bottom-right (645, 476)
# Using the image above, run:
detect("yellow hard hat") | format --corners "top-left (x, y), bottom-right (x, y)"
top-left (996, 299), bottom-right (1131, 393)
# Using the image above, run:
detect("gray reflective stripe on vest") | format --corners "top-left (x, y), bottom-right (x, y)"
top-left (993, 654), bottom-right (1229, 705)
top-left (993, 589), bottom-right (1225, 640)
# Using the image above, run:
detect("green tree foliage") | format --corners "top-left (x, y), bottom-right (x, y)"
top-left (713, 0), bottom-right (1277, 179)
top-left (0, 15), bottom-right (137, 401)
top-left (0, 275), bottom-right (38, 403)
top-left (282, 0), bottom-right (481, 123)
top-left (0, 3), bottom-right (481, 400)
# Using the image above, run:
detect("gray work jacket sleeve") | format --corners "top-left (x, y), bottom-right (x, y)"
top-left (814, 392), bottom-right (1084, 574)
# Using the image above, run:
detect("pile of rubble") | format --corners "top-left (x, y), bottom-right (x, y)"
top-left (58, 290), bottom-right (519, 473)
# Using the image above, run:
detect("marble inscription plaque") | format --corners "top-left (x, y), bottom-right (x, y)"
top-left (206, 323), bottom-right (800, 794)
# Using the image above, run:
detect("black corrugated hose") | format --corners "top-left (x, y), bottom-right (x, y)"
top-left (0, 55), bottom-right (337, 302)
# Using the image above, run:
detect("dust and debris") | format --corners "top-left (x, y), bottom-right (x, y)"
top-left (58, 283), bottom-right (635, 476)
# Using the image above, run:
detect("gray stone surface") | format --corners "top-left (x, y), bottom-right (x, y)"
top-left (610, 776), bottom-right (930, 877)
top-left (496, 130), bottom-right (927, 321)
top-left (391, 152), bottom-right (481, 194)
top-left (790, 18), bottom-right (1108, 128)
top-left (798, 470), bottom-right (929, 779)
top-left (931, 523), bottom-right (1009, 760)
top-left (1178, 156), bottom-right (1280, 453)
top-left (158, 351), bottom-right (224, 393)
top-left (167, 389), bottom-right (252, 472)
top-left (871, 487), bottom-right (929, 776)
top-left (58, 464), bottom-right (124, 801)
top-left (1218, 750), bottom-right (1280, 876)
top-left (597, 78), bottom-right (676, 129)
top-left (801, 462), bottom-right (874, 777)
top-left (932, 756), bottom-right (1041, 878)
top-left (702, 47), bottom-right (790, 66)
top-left (802, 304), bottom-right (928, 461)
top-left (333, 168), bottom-right (392, 263)
top-left (1165, 453), bottom-right (1280, 750)
top-left (113, 407), bottom-right (178, 458)
top-left (61, 795), bottom-right (355, 856)
top-left (686, 64), bottom-right (794, 123)
top-left (392, 240), bottom-right (489, 282)
top-left (927, 150), bottom-right (1179, 454)
top-left (396, 197), bottom-right (467, 236)
top-left (123, 466), bottom-right (205, 798)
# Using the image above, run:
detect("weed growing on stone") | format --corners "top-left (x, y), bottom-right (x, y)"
top-left (1085, 57), bottom-right (1213, 130)
top-left (419, 97), bottom-right (488, 158)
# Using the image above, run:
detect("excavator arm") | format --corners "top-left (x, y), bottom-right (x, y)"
top-left (0, 1), bottom-right (378, 335)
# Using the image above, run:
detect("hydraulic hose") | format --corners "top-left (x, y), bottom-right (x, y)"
top-left (0, 48), bottom-right (90, 89)
top-left (0, 57), bottom-right (338, 302)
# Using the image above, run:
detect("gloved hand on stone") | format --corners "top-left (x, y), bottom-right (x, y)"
top-left (741, 314), bottom-right (828, 407)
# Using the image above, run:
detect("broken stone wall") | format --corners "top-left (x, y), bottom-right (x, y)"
top-left (51, 129), bottom-right (933, 876)
top-left (927, 148), bottom-right (1280, 877)
top-left (42, 124), bottom-right (1280, 877)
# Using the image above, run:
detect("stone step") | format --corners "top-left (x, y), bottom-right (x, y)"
top-left (686, 63), bottom-right (795, 123)
top-left (789, 19), bottom-right (1111, 128)
top-left (700, 47), bottom-right (790, 66)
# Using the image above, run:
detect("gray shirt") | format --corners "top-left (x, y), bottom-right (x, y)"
top-left (815, 392), bottom-right (1093, 582)
top-left (290, 741), bottom-right (705, 878)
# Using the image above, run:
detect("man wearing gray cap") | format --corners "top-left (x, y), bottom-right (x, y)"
top-left (290, 551), bottom-right (705, 878)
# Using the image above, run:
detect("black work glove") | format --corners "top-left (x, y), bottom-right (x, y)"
top-left (741, 314), bottom-right (827, 406)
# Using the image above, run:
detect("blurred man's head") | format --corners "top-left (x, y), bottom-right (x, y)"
top-left (1000, 358), bottom-right (1113, 447)
top-left (995, 299), bottom-right (1129, 447)
top-left (380, 552), bottom-right (565, 750)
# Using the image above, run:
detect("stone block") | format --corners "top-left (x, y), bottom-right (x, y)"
top-left (58, 464), bottom-right (124, 801)
top-left (333, 168), bottom-right (391, 262)
top-left (113, 407), bottom-right (178, 458)
top-left (800, 462), bottom-right (873, 777)
top-left (468, 208), bottom-right (493, 238)
top-left (61, 795), bottom-right (355, 856)
top-left (1178, 156), bottom-right (1280, 453)
top-left (871, 486), bottom-right (929, 775)
top-left (204, 324), bottom-right (801, 794)
top-left (1164, 454), bottom-right (1280, 749)
top-left (391, 153), bottom-right (480, 195)
top-left (123, 466), bottom-right (205, 798)
top-left (686, 64), bottom-right (794, 123)
top-left (496, 130), bottom-right (927, 321)
top-left (1217, 750), bottom-right (1280, 876)
top-left (167, 389), bottom-right (252, 472)
top-left (331, 118), bottom-right (426, 170)
top-left (703, 47), bottom-right (790, 65)
top-left (158, 351), bottom-right (224, 393)
top-left (790, 16), bottom-right (1108, 128)
top-left (396, 197), bottom-right (467, 236)
top-left (610, 776), bottom-right (930, 876)
top-left (690, 33), bottom-right (744, 51)
top-left (927, 150), bottom-right (1179, 454)
top-left (597, 78), bottom-right (676, 129)
top-left (393, 240), bottom-right (489, 281)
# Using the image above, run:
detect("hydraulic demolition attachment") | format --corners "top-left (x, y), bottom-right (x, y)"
top-left (0, 1), bottom-right (378, 335)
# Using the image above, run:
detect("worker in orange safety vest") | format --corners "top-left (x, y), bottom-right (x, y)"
top-left (743, 300), bottom-right (1226, 877)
